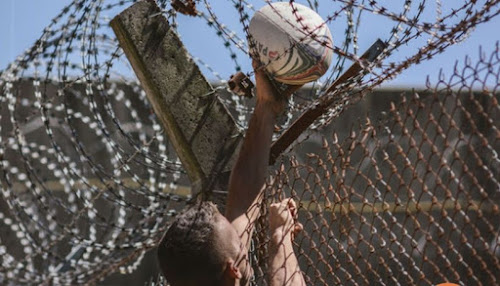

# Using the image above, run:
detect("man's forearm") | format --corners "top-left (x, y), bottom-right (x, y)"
top-left (269, 231), bottom-right (306, 286)
top-left (225, 100), bottom-right (277, 240)
top-left (225, 60), bottom-right (287, 247)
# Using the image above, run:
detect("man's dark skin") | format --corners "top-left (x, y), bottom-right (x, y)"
top-left (158, 60), bottom-right (305, 286)
top-left (213, 60), bottom-right (306, 285)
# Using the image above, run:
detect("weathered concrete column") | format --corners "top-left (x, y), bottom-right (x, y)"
top-left (110, 0), bottom-right (242, 197)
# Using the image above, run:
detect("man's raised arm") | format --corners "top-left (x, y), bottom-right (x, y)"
top-left (224, 61), bottom-right (285, 247)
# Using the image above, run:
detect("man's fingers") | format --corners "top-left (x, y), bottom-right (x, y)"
top-left (294, 223), bottom-right (303, 234)
top-left (291, 222), bottom-right (303, 242)
top-left (269, 202), bottom-right (285, 211)
top-left (270, 199), bottom-right (298, 215)
top-left (286, 199), bottom-right (298, 219)
top-left (269, 201), bottom-right (289, 219)
top-left (252, 59), bottom-right (259, 70)
top-left (269, 202), bottom-right (279, 209)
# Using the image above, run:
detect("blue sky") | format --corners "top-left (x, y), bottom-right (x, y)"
top-left (1, 0), bottom-right (499, 88)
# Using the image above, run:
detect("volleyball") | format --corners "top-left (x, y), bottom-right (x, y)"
top-left (248, 2), bottom-right (333, 85)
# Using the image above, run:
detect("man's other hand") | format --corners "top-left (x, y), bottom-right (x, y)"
top-left (269, 199), bottom-right (303, 241)
top-left (252, 60), bottom-right (288, 115)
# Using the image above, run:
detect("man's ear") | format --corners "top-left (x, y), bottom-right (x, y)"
top-left (225, 259), bottom-right (242, 279)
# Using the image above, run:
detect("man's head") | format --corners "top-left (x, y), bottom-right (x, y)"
top-left (157, 201), bottom-right (252, 286)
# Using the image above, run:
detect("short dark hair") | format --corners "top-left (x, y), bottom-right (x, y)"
top-left (157, 201), bottom-right (226, 285)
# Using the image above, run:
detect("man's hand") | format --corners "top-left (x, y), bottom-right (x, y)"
top-left (252, 60), bottom-right (288, 115)
top-left (269, 199), bottom-right (303, 242)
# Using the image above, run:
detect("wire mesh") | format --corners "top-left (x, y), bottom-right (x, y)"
top-left (260, 77), bottom-right (500, 285)
top-left (0, 0), bottom-right (499, 285)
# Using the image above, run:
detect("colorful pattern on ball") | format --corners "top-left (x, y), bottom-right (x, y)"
top-left (249, 2), bottom-right (333, 85)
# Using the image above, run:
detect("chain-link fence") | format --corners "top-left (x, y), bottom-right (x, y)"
top-left (254, 5), bottom-right (499, 283)
top-left (251, 46), bottom-right (500, 285)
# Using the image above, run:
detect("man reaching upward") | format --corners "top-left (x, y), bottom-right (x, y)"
top-left (157, 61), bottom-right (306, 286)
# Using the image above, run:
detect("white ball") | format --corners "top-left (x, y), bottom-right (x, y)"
top-left (249, 2), bottom-right (333, 85)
